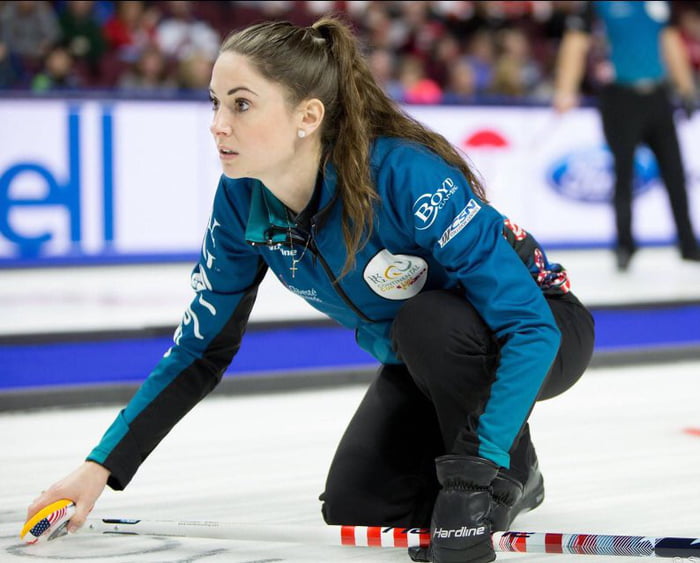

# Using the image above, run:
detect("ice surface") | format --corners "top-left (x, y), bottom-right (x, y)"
top-left (1, 360), bottom-right (700, 562)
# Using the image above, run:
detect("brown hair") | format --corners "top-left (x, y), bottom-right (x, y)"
top-left (220, 15), bottom-right (487, 275)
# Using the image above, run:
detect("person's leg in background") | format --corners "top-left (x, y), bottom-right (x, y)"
top-left (599, 85), bottom-right (647, 271)
top-left (644, 86), bottom-right (700, 260)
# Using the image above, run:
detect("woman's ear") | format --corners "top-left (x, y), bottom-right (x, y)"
top-left (298, 98), bottom-right (325, 136)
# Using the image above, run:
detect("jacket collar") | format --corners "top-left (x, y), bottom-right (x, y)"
top-left (245, 161), bottom-right (339, 244)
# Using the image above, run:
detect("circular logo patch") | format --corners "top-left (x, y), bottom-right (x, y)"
top-left (363, 249), bottom-right (428, 300)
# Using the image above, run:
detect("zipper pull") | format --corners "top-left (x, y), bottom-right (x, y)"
top-left (309, 222), bottom-right (318, 266)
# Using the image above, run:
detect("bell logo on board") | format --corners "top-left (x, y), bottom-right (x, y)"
top-left (0, 105), bottom-right (115, 258)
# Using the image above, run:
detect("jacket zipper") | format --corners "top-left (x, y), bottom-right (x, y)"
top-left (307, 238), bottom-right (374, 323)
top-left (250, 225), bottom-right (374, 323)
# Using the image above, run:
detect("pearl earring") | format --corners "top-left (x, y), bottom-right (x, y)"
top-left (297, 130), bottom-right (306, 138)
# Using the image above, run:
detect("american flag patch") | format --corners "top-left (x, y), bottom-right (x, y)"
top-left (25, 504), bottom-right (71, 543)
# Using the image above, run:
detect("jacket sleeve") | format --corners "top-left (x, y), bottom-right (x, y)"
top-left (379, 144), bottom-right (561, 468)
top-left (87, 177), bottom-right (267, 489)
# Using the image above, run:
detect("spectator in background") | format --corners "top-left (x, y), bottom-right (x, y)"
top-left (0, 22), bottom-right (21, 90)
top-left (356, 1), bottom-right (408, 56)
top-left (440, 0), bottom-right (501, 40)
top-left (256, 0), bottom-right (316, 27)
top-left (56, 0), bottom-right (107, 85)
top-left (396, 53), bottom-right (443, 104)
top-left (0, 0), bottom-right (61, 81)
top-left (393, 1), bottom-right (446, 62)
top-left (442, 56), bottom-right (478, 103)
top-left (155, 1), bottom-right (220, 64)
top-left (490, 51), bottom-right (526, 98)
top-left (553, 0), bottom-right (700, 270)
top-left (462, 29), bottom-right (496, 96)
top-left (425, 31), bottom-right (463, 89)
top-left (538, 1), bottom-right (591, 87)
top-left (0, 0), bottom-right (590, 99)
top-left (53, 0), bottom-right (116, 27)
top-left (367, 47), bottom-right (404, 101)
top-left (117, 43), bottom-right (176, 93)
top-left (31, 43), bottom-right (82, 91)
top-left (0, 41), bottom-right (17, 90)
top-left (102, 0), bottom-right (160, 64)
top-left (175, 49), bottom-right (213, 94)
top-left (490, 26), bottom-right (546, 99)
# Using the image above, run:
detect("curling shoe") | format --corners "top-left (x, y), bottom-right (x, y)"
top-left (615, 246), bottom-right (635, 272)
top-left (489, 460), bottom-right (545, 531)
top-left (681, 248), bottom-right (700, 262)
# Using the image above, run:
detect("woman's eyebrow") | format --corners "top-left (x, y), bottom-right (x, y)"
top-left (208, 86), bottom-right (259, 97)
top-left (226, 86), bottom-right (258, 96)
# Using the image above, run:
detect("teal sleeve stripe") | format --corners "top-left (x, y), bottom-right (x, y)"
top-left (477, 325), bottom-right (560, 468)
top-left (86, 411), bottom-right (130, 465)
top-left (477, 438), bottom-right (510, 468)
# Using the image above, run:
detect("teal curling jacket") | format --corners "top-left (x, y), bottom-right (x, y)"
top-left (88, 137), bottom-right (567, 489)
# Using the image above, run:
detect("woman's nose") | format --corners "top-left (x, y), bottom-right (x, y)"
top-left (210, 114), bottom-right (232, 136)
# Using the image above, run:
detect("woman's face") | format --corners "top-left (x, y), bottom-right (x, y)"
top-left (209, 51), bottom-right (301, 181)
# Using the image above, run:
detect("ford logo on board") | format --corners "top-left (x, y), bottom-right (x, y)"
top-left (546, 145), bottom-right (659, 203)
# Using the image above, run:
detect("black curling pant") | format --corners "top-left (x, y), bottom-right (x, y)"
top-left (599, 83), bottom-right (698, 254)
top-left (320, 289), bottom-right (595, 527)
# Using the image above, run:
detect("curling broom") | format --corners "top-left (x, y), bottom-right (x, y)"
top-left (20, 499), bottom-right (700, 558)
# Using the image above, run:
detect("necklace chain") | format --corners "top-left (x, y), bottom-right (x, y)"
top-left (286, 210), bottom-right (311, 278)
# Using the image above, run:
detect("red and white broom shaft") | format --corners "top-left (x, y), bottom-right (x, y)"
top-left (492, 530), bottom-right (700, 558)
top-left (83, 519), bottom-right (700, 558)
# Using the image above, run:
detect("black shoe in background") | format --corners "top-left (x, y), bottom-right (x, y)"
top-left (681, 248), bottom-right (700, 262)
top-left (615, 246), bottom-right (635, 272)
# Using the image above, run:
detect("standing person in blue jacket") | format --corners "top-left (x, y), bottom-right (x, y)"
top-left (27, 15), bottom-right (595, 563)
top-left (553, 0), bottom-right (700, 272)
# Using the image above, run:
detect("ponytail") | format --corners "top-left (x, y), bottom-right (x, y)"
top-left (311, 17), bottom-right (378, 277)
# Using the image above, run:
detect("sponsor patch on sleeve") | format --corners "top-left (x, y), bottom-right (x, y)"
top-left (437, 199), bottom-right (481, 248)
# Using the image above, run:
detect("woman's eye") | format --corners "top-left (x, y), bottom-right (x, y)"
top-left (235, 99), bottom-right (250, 112)
top-left (209, 97), bottom-right (219, 111)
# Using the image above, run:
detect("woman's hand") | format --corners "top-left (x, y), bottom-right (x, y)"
top-left (26, 461), bottom-right (110, 532)
top-left (410, 455), bottom-right (499, 563)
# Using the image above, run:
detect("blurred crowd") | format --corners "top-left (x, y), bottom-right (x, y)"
top-left (1, 0), bottom-right (700, 103)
